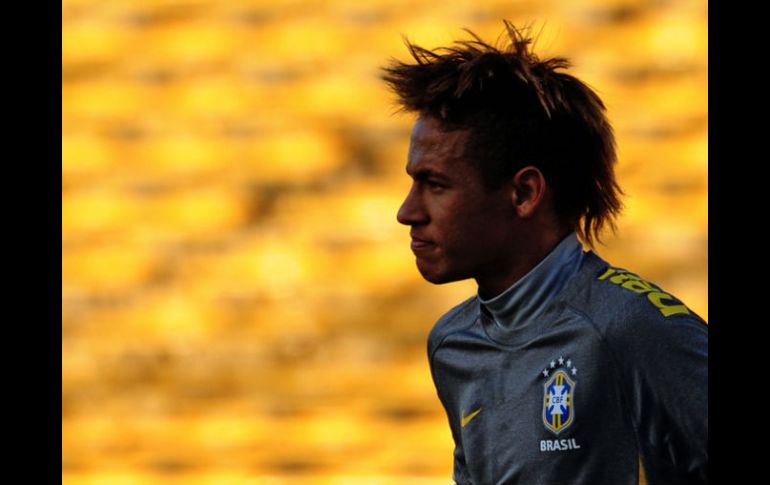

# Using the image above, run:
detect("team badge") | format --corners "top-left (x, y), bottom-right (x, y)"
top-left (541, 356), bottom-right (578, 434)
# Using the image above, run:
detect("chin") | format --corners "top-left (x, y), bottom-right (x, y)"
top-left (416, 261), bottom-right (466, 285)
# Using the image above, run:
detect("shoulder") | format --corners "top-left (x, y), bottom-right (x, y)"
top-left (427, 295), bottom-right (478, 358)
top-left (566, 251), bottom-right (707, 350)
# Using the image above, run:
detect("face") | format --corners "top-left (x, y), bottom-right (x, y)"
top-left (397, 116), bottom-right (518, 285)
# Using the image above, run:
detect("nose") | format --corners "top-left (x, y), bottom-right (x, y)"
top-left (397, 183), bottom-right (428, 226)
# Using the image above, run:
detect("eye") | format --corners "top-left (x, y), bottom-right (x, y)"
top-left (426, 180), bottom-right (445, 191)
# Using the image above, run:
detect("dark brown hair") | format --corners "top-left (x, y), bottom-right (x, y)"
top-left (381, 21), bottom-right (623, 246)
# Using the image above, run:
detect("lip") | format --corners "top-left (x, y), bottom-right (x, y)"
top-left (410, 235), bottom-right (435, 252)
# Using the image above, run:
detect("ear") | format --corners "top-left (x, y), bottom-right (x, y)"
top-left (510, 166), bottom-right (547, 218)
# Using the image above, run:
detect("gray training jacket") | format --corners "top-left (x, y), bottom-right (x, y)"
top-left (427, 248), bottom-right (708, 485)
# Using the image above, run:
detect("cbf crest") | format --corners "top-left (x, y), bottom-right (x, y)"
top-left (541, 356), bottom-right (578, 434)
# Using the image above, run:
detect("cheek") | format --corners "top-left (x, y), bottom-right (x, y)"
top-left (428, 191), bottom-right (510, 246)
top-left (439, 216), bottom-right (486, 254)
top-left (450, 210), bottom-right (510, 251)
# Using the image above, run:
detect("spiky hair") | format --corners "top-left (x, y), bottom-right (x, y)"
top-left (382, 21), bottom-right (623, 247)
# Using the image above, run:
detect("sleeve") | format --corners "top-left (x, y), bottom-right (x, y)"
top-left (428, 362), bottom-right (473, 485)
top-left (426, 299), bottom-right (478, 484)
top-left (427, 324), bottom-right (473, 485)
top-left (609, 308), bottom-right (708, 484)
top-left (451, 441), bottom-right (472, 485)
top-left (437, 386), bottom-right (472, 485)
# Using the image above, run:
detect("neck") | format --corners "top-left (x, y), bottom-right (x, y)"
top-left (476, 227), bottom-right (573, 300)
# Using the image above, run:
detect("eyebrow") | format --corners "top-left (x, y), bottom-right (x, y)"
top-left (406, 166), bottom-right (451, 183)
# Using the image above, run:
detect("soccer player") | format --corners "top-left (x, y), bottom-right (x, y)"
top-left (382, 21), bottom-right (707, 485)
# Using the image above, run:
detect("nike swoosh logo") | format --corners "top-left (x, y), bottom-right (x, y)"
top-left (461, 407), bottom-right (482, 427)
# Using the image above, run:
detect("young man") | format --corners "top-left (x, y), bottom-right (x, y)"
top-left (383, 22), bottom-right (707, 485)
